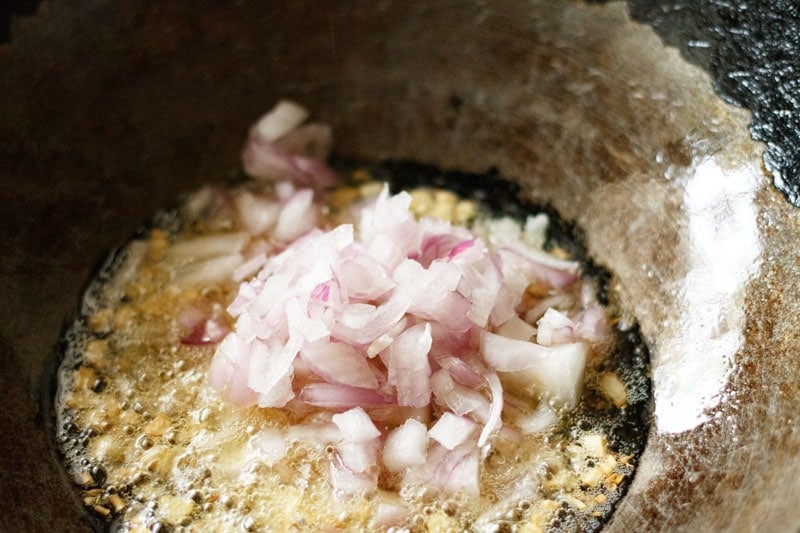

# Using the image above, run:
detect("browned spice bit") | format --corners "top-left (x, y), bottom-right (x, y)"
top-left (79, 471), bottom-right (95, 487)
top-left (92, 505), bottom-right (112, 517)
top-left (107, 493), bottom-right (126, 512)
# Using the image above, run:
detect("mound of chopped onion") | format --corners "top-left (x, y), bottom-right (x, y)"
top-left (202, 101), bottom-right (608, 500)
top-left (206, 181), bottom-right (606, 499)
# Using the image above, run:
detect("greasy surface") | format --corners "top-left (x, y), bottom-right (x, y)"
top-left (57, 181), bottom-right (642, 531)
top-left (0, 1), bottom-right (799, 531)
top-left (629, 0), bottom-right (800, 207)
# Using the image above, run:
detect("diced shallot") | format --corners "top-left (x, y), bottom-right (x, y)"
top-left (203, 170), bottom-right (605, 503)
top-left (369, 502), bottom-right (410, 530)
top-left (478, 372), bottom-right (503, 447)
top-left (382, 419), bottom-right (428, 472)
top-left (429, 413), bottom-right (478, 450)
top-left (498, 342), bottom-right (588, 407)
top-left (381, 323), bottom-right (433, 408)
top-left (299, 383), bottom-right (395, 409)
top-left (332, 407), bottom-right (381, 443)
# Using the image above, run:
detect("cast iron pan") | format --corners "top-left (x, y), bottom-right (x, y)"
top-left (1, 1), bottom-right (799, 531)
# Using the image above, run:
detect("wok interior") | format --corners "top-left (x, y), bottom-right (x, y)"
top-left (2, 1), bottom-right (799, 530)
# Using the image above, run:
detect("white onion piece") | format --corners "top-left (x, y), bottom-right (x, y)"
top-left (235, 190), bottom-right (280, 235)
top-left (523, 293), bottom-right (572, 324)
top-left (457, 259), bottom-right (500, 328)
top-left (430, 369), bottom-right (491, 421)
top-left (478, 372), bottom-right (503, 447)
top-left (330, 454), bottom-right (378, 497)
top-left (284, 296), bottom-right (329, 342)
top-left (247, 338), bottom-right (300, 407)
top-left (499, 342), bottom-right (588, 407)
top-left (332, 290), bottom-right (411, 345)
top-left (274, 189), bottom-right (316, 242)
top-left (332, 407), bottom-right (381, 443)
top-left (358, 185), bottom-right (422, 256)
top-left (382, 419), bottom-right (428, 472)
top-left (496, 315), bottom-right (537, 341)
top-left (575, 305), bottom-right (608, 342)
top-left (369, 502), bottom-right (409, 530)
top-left (105, 240), bottom-right (148, 301)
top-left (175, 254), bottom-right (245, 286)
top-left (498, 245), bottom-right (579, 289)
top-left (177, 304), bottom-right (230, 346)
top-left (404, 442), bottom-right (480, 497)
top-left (232, 252), bottom-right (267, 282)
top-left (488, 281), bottom-right (522, 327)
top-left (299, 383), bottom-right (395, 409)
top-left (382, 322), bottom-right (433, 408)
top-left (514, 400), bottom-right (558, 435)
top-left (481, 331), bottom-right (556, 372)
top-left (180, 313), bottom-right (230, 346)
top-left (207, 334), bottom-right (258, 406)
top-left (333, 253), bottom-right (395, 301)
top-left (301, 340), bottom-right (378, 389)
top-left (523, 214), bottom-right (549, 249)
top-left (437, 357), bottom-right (485, 390)
top-left (252, 100), bottom-right (309, 142)
top-left (336, 439), bottom-right (380, 474)
top-left (244, 133), bottom-right (340, 186)
top-left (429, 413), bottom-right (478, 450)
top-left (165, 232), bottom-right (250, 263)
top-left (536, 308), bottom-right (577, 346)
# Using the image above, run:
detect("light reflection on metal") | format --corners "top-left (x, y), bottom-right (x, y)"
top-left (654, 158), bottom-right (761, 433)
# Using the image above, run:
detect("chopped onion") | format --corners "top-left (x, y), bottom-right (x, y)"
top-left (575, 305), bottom-right (608, 342)
top-left (332, 407), bottom-right (381, 443)
top-left (175, 254), bottom-right (245, 286)
top-left (383, 419), bottom-right (428, 472)
top-left (207, 334), bottom-right (258, 406)
top-left (498, 342), bottom-right (588, 407)
top-left (242, 101), bottom-right (340, 188)
top-left (235, 190), bottom-right (280, 235)
top-left (496, 315), bottom-right (537, 342)
top-left (478, 372), bottom-right (503, 447)
top-left (336, 439), bottom-right (380, 474)
top-left (536, 308), bottom-right (577, 346)
top-left (204, 168), bottom-right (605, 503)
top-left (301, 339), bottom-right (378, 389)
top-left (299, 383), bottom-right (395, 409)
top-left (404, 442), bottom-right (480, 497)
top-left (381, 322), bottom-right (433, 408)
top-left (369, 502), bottom-right (410, 529)
top-left (165, 232), bottom-right (250, 263)
top-left (252, 100), bottom-right (309, 142)
top-left (330, 453), bottom-right (378, 497)
top-left (274, 189), bottom-right (317, 242)
top-left (481, 331), bottom-right (555, 372)
top-left (429, 413), bottom-right (478, 450)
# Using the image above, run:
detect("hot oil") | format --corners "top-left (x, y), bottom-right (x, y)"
top-left (55, 163), bottom-right (652, 532)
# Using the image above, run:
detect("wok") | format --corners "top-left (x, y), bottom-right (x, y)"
top-left (1, 1), bottom-right (799, 530)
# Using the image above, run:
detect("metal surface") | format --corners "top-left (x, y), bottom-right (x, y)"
top-left (1, 1), bottom-right (798, 531)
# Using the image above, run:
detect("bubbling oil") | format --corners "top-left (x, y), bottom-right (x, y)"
top-left (55, 162), bottom-right (651, 532)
